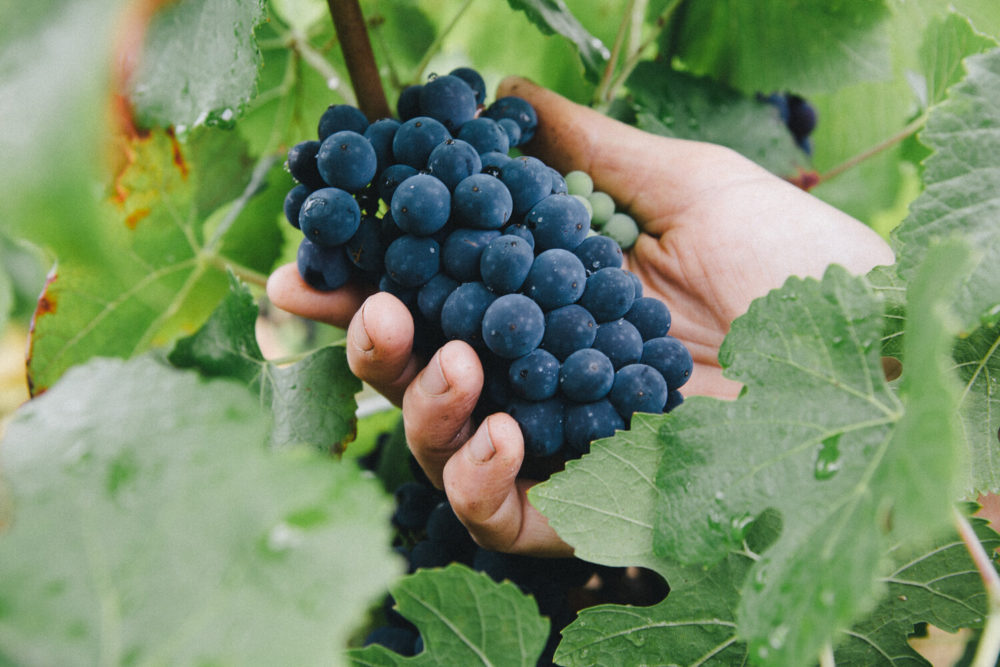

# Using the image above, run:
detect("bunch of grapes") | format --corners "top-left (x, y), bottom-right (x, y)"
top-left (282, 66), bottom-right (693, 462)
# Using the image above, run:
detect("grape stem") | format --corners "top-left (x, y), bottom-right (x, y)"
top-left (816, 113), bottom-right (927, 185)
top-left (953, 505), bottom-right (1000, 667)
top-left (326, 0), bottom-right (392, 120)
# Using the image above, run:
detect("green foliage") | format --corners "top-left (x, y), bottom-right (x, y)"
top-left (0, 356), bottom-right (401, 666)
top-left (348, 565), bottom-right (550, 666)
top-left (129, 0), bottom-right (267, 129)
top-left (2, 1), bottom-right (1000, 665)
top-left (169, 276), bottom-right (361, 452)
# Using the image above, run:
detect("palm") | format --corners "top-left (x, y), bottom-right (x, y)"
top-left (502, 77), bottom-right (894, 400)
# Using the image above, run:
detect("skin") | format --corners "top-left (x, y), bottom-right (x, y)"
top-left (266, 76), bottom-right (896, 558)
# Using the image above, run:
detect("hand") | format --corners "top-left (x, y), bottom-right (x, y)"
top-left (266, 76), bottom-right (895, 557)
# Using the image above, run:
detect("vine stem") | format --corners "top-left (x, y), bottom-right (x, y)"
top-left (816, 113), bottom-right (927, 185)
top-left (326, 0), bottom-right (391, 120)
top-left (953, 506), bottom-right (1000, 667)
top-left (601, 0), bottom-right (682, 105)
top-left (593, 0), bottom-right (636, 106)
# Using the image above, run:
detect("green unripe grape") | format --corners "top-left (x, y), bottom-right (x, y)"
top-left (571, 194), bottom-right (593, 220)
top-left (564, 170), bottom-right (594, 197)
top-left (588, 191), bottom-right (615, 227)
top-left (603, 212), bottom-right (639, 249)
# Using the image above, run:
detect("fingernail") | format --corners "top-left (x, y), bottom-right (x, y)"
top-left (467, 417), bottom-right (497, 463)
top-left (351, 301), bottom-right (373, 352)
top-left (419, 349), bottom-right (450, 396)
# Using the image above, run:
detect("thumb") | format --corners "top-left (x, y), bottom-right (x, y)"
top-left (495, 75), bottom-right (739, 217)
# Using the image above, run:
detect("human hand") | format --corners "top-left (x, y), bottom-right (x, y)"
top-left (266, 76), bottom-right (895, 557)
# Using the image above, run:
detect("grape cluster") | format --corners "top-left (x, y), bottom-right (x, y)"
top-left (282, 66), bottom-right (693, 461)
top-left (359, 435), bottom-right (612, 664)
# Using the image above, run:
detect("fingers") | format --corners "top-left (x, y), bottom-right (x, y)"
top-left (496, 75), bottom-right (744, 220)
top-left (266, 262), bottom-right (375, 329)
top-left (401, 340), bottom-right (484, 487)
top-left (345, 291), bottom-right (421, 406)
top-left (442, 414), bottom-right (573, 557)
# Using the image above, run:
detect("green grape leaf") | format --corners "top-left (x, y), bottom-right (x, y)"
top-left (622, 63), bottom-right (810, 178)
top-left (650, 244), bottom-right (971, 666)
top-left (347, 564), bottom-right (550, 666)
top-left (670, 0), bottom-right (892, 95)
top-left (0, 356), bottom-right (401, 666)
top-left (505, 0), bottom-right (609, 82)
top-left (893, 47), bottom-right (1000, 327)
top-left (25, 129), bottom-right (286, 396)
top-left (954, 321), bottom-right (1000, 493)
top-left (834, 515), bottom-right (998, 664)
top-left (918, 12), bottom-right (997, 109)
top-left (528, 413), bottom-right (674, 575)
top-left (128, 0), bottom-right (266, 129)
top-left (553, 543), bottom-right (753, 666)
top-left (169, 276), bottom-right (361, 453)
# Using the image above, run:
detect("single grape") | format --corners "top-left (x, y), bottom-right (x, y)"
top-left (363, 118), bottom-right (401, 175)
top-left (501, 156), bottom-right (553, 216)
top-left (379, 273), bottom-right (417, 308)
top-left (540, 304), bottom-right (597, 361)
top-left (507, 397), bottom-right (565, 458)
top-left (480, 234), bottom-right (533, 294)
top-left (377, 163), bottom-right (419, 204)
top-left (283, 183), bottom-right (311, 229)
top-left (396, 84), bottom-right (423, 121)
top-left (453, 173), bottom-right (513, 229)
top-left (296, 238), bottom-right (352, 291)
top-left (481, 293), bottom-right (545, 359)
top-left (427, 138), bottom-right (482, 191)
top-left (573, 234), bottom-right (623, 274)
top-left (286, 140), bottom-right (325, 190)
top-left (417, 272), bottom-right (459, 325)
top-left (564, 170), bottom-right (594, 197)
top-left (344, 215), bottom-right (385, 275)
top-left (390, 173), bottom-right (451, 236)
top-left (392, 116), bottom-right (451, 169)
top-left (641, 335), bottom-right (693, 390)
top-left (522, 249), bottom-right (587, 311)
top-left (440, 281), bottom-right (496, 347)
top-left (457, 117), bottom-right (510, 155)
top-left (508, 348), bottom-right (560, 401)
top-left (548, 168), bottom-right (568, 194)
top-left (603, 211), bottom-right (640, 249)
top-left (563, 399), bottom-right (624, 457)
top-left (480, 150), bottom-right (513, 174)
top-left (317, 103), bottom-right (369, 140)
top-left (578, 267), bottom-right (636, 322)
top-left (426, 501), bottom-right (472, 546)
top-left (608, 363), bottom-right (668, 422)
top-left (384, 234), bottom-right (441, 288)
top-left (298, 187), bottom-right (361, 247)
top-left (592, 318), bottom-right (644, 370)
top-left (665, 388), bottom-right (684, 412)
top-left (587, 191), bottom-right (616, 227)
top-left (449, 66), bottom-right (487, 105)
top-left (625, 296), bottom-right (671, 340)
top-left (559, 348), bottom-right (615, 403)
top-left (419, 74), bottom-right (478, 132)
top-left (502, 221), bottom-right (535, 248)
top-left (441, 228), bottom-right (500, 282)
top-left (316, 130), bottom-right (378, 192)
top-left (496, 118), bottom-right (522, 146)
top-left (524, 193), bottom-right (590, 252)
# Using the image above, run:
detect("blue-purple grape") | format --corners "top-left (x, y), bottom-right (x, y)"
top-left (578, 267), bottom-right (636, 322)
top-left (297, 238), bottom-right (351, 291)
top-left (559, 348), bottom-right (615, 403)
top-left (522, 249), bottom-right (587, 311)
top-left (298, 187), bottom-right (361, 247)
top-left (316, 130), bottom-right (378, 192)
top-left (384, 234), bottom-right (440, 288)
top-left (508, 348), bottom-right (560, 401)
top-left (541, 304), bottom-right (597, 361)
top-left (480, 234), bottom-right (533, 294)
top-left (482, 293), bottom-right (545, 359)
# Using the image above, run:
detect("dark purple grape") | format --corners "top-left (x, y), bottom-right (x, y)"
top-left (559, 348), bottom-right (615, 403)
top-left (283, 183), bottom-right (311, 229)
top-left (522, 249), bottom-right (587, 311)
top-left (392, 116), bottom-right (451, 169)
top-left (390, 173), bottom-right (451, 236)
top-left (541, 304), bottom-right (597, 361)
top-left (481, 293), bottom-right (545, 359)
top-left (508, 348), bottom-right (560, 401)
top-left (384, 234), bottom-right (441, 288)
top-left (440, 281), bottom-right (496, 347)
top-left (508, 397), bottom-right (565, 458)
top-left (609, 363), bottom-right (668, 422)
top-left (484, 95), bottom-right (538, 144)
top-left (480, 234), bottom-right (533, 294)
top-left (427, 138), bottom-right (482, 191)
top-left (453, 173), bottom-right (513, 230)
top-left (449, 66), bottom-right (487, 105)
top-left (442, 228), bottom-right (500, 282)
top-left (592, 318), bottom-right (644, 370)
top-left (298, 187), bottom-right (361, 247)
top-left (317, 103), bottom-right (368, 140)
top-left (296, 238), bottom-right (351, 291)
top-left (286, 140), bottom-right (325, 190)
top-left (625, 296), bottom-right (672, 340)
top-left (458, 117), bottom-right (510, 155)
top-left (641, 335), bottom-right (693, 391)
top-left (564, 399), bottom-right (624, 457)
top-left (574, 234), bottom-right (624, 274)
top-left (578, 267), bottom-right (636, 322)
top-left (419, 74), bottom-right (478, 132)
top-left (316, 130), bottom-right (378, 192)
top-left (524, 193), bottom-right (590, 252)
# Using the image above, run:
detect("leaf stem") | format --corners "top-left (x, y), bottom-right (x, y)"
top-left (326, 0), bottom-right (390, 119)
top-left (206, 152), bottom-right (281, 251)
top-left (817, 114), bottom-right (927, 184)
top-left (209, 257), bottom-right (270, 289)
top-left (953, 506), bottom-right (1000, 667)
top-left (819, 642), bottom-right (836, 667)
top-left (410, 0), bottom-right (475, 84)
top-left (602, 0), bottom-right (682, 104)
top-left (593, 0), bottom-right (636, 106)
top-left (293, 34), bottom-right (355, 105)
